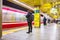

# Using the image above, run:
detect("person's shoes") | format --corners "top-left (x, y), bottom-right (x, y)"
top-left (27, 32), bottom-right (30, 34)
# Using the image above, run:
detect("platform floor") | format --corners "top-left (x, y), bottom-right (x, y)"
top-left (2, 23), bottom-right (60, 40)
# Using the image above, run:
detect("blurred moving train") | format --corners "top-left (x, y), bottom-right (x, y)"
top-left (2, 6), bottom-right (52, 29)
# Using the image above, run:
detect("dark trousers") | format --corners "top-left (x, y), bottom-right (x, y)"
top-left (48, 20), bottom-right (50, 23)
top-left (28, 22), bottom-right (32, 32)
top-left (44, 21), bottom-right (46, 25)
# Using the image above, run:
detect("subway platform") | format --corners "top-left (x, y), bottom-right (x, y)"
top-left (2, 23), bottom-right (60, 40)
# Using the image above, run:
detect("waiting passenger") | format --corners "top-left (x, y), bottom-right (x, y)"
top-left (26, 10), bottom-right (33, 34)
top-left (48, 19), bottom-right (50, 23)
top-left (43, 17), bottom-right (47, 25)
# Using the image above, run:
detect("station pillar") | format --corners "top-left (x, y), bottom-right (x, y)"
top-left (34, 6), bottom-right (41, 28)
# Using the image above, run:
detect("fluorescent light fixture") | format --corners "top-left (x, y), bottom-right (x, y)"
top-left (50, 8), bottom-right (58, 14)
top-left (13, 0), bottom-right (34, 10)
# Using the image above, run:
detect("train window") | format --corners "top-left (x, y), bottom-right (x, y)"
top-left (2, 6), bottom-right (27, 23)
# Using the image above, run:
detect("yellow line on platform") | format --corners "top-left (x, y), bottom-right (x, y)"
top-left (2, 27), bottom-right (28, 36)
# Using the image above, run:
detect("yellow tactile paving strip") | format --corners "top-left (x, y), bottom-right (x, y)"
top-left (2, 27), bottom-right (28, 36)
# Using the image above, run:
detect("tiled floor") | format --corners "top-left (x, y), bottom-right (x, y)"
top-left (2, 23), bottom-right (60, 40)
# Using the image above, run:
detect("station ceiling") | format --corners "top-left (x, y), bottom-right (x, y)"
top-left (17, 0), bottom-right (60, 19)
top-left (7, 0), bottom-right (59, 7)
top-left (9, 0), bottom-right (60, 7)
top-left (3, 0), bottom-right (60, 19)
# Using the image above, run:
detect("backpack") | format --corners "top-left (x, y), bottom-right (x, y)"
top-left (31, 15), bottom-right (34, 21)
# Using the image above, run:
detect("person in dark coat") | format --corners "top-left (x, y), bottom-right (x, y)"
top-left (26, 10), bottom-right (33, 33)
top-left (43, 17), bottom-right (47, 25)
top-left (48, 19), bottom-right (50, 23)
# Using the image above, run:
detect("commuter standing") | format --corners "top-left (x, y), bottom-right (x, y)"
top-left (43, 17), bottom-right (47, 25)
top-left (26, 10), bottom-right (33, 34)
top-left (48, 19), bottom-right (50, 23)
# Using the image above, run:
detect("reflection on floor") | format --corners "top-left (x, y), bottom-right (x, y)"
top-left (2, 23), bottom-right (60, 40)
